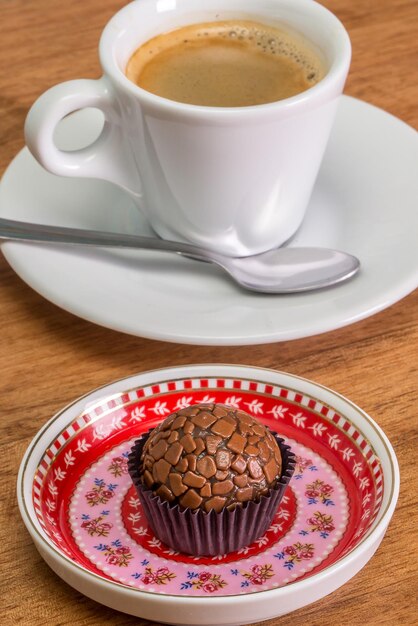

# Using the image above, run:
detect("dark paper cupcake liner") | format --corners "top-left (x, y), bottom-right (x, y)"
top-left (128, 429), bottom-right (295, 556)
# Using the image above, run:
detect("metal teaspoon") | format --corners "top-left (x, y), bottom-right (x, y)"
top-left (0, 218), bottom-right (360, 293)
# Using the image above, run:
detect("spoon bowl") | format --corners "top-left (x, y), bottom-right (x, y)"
top-left (217, 247), bottom-right (359, 293)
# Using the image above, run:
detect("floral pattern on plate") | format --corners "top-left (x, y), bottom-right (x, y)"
top-left (67, 437), bottom-right (348, 593)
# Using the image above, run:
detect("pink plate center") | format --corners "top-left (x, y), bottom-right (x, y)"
top-left (67, 439), bottom-right (348, 593)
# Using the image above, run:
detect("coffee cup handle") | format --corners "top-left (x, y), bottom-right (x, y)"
top-left (24, 77), bottom-right (141, 196)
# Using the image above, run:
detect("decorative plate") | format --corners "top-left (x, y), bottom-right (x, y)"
top-left (18, 366), bottom-right (399, 625)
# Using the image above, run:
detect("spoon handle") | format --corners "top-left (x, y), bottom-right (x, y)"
top-left (0, 217), bottom-right (211, 260)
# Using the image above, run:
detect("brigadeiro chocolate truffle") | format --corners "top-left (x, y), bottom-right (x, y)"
top-left (128, 403), bottom-right (295, 556)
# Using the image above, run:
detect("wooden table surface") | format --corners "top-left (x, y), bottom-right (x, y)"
top-left (1, 1), bottom-right (417, 624)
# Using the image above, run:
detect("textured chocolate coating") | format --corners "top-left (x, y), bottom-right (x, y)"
top-left (139, 403), bottom-right (282, 512)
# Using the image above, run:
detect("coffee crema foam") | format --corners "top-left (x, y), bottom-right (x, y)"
top-left (125, 20), bottom-right (325, 107)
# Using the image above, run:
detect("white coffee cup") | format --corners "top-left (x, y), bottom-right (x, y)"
top-left (25, 0), bottom-right (351, 257)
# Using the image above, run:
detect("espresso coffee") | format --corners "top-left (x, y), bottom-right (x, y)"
top-left (125, 20), bottom-right (325, 107)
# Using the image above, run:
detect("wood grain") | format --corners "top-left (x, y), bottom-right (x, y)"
top-left (1, 1), bottom-right (417, 625)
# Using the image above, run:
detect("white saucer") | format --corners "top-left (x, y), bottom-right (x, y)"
top-left (1, 96), bottom-right (417, 345)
